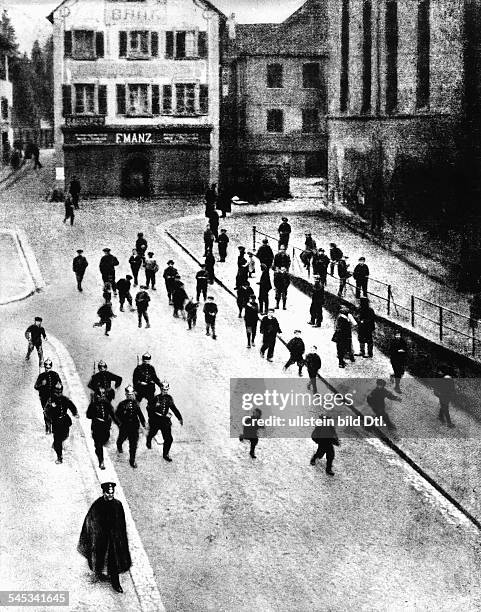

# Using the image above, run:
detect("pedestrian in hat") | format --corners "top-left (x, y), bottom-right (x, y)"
top-left (332, 307), bottom-right (356, 368)
top-left (208, 208), bottom-right (220, 242)
top-left (129, 249), bottom-right (142, 287)
top-left (203, 224), bottom-right (215, 256)
top-left (163, 260), bottom-right (178, 304)
top-left (63, 195), bottom-right (75, 226)
top-left (329, 243), bottom-right (343, 277)
top-left (273, 245), bottom-right (291, 272)
top-left (72, 249), bottom-right (88, 292)
top-left (310, 421), bottom-right (339, 475)
top-left (309, 277), bottom-right (324, 327)
top-left (172, 281), bottom-right (188, 318)
top-left (69, 175), bottom-right (81, 209)
top-left (115, 275), bottom-right (135, 312)
top-left (239, 407), bottom-right (263, 459)
top-left (278, 217), bottom-right (291, 249)
top-left (135, 287), bottom-right (151, 328)
top-left (196, 264), bottom-right (209, 301)
top-left (204, 296), bottom-right (218, 339)
top-left (144, 252), bottom-right (159, 290)
top-left (274, 267), bottom-right (290, 310)
top-left (256, 238), bottom-right (274, 269)
top-left (353, 256), bottom-right (370, 298)
top-left (244, 294), bottom-right (259, 348)
top-left (257, 263), bottom-right (272, 315)
top-left (357, 298), bottom-right (375, 358)
top-left (433, 371), bottom-right (456, 428)
top-left (78, 481), bottom-right (132, 593)
top-left (135, 232), bottom-right (147, 262)
top-left (204, 182), bottom-right (217, 217)
top-left (305, 346), bottom-right (322, 394)
top-left (312, 248), bottom-right (330, 286)
top-left (217, 229), bottom-right (229, 262)
top-left (205, 250), bottom-right (216, 284)
top-left (93, 300), bottom-right (115, 337)
top-left (260, 309), bottom-right (282, 361)
top-left (389, 331), bottom-right (408, 393)
top-left (305, 232), bottom-right (317, 252)
top-left (283, 330), bottom-right (305, 376)
top-left (25, 316), bottom-right (47, 365)
top-left (185, 297), bottom-right (199, 329)
top-left (99, 248), bottom-right (119, 293)
top-left (337, 255), bottom-right (350, 298)
top-left (366, 379), bottom-right (400, 430)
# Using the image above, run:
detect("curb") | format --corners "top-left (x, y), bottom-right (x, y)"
top-left (47, 333), bottom-right (165, 612)
top-left (16, 226), bottom-right (46, 292)
top-left (0, 229), bottom-right (37, 305)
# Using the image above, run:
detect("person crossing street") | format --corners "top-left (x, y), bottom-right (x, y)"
top-left (72, 249), bottom-right (88, 292)
top-left (34, 358), bottom-right (62, 434)
top-left (146, 380), bottom-right (183, 462)
top-left (87, 387), bottom-right (119, 470)
top-left (25, 316), bottom-right (47, 366)
top-left (44, 382), bottom-right (79, 464)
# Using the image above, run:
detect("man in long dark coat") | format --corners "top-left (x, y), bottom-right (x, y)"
top-left (310, 422), bottom-right (339, 475)
top-left (72, 249), bottom-right (88, 292)
top-left (257, 263), bottom-right (272, 315)
top-left (332, 307), bottom-right (355, 368)
top-left (256, 239), bottom-right (274, 269)
top-left (99, 248), bottom-right (119, 292)
top-left (309, 277), bottom-right (324, 327)
top-left (78, 481), bottom-right (131, 593)
top-left (389, 331), bottom-right (408, 392)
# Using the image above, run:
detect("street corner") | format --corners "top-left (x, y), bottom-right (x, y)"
top-left (0, 229), bottom-right (39, 305)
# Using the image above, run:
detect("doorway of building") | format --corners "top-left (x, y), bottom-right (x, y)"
top-left (305, 151), bottom-right (327, 177)
top-left (121, 155), bottom-right (150, 197)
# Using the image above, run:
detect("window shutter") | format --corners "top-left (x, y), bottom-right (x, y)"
top-left (176, 31), bottom-right (186, 58)
top-left (64, 31), bottom-right (72, 57)
top-left (95, 32), bottom-right (104, 58)
top-left (165, 31), bottom-right (174, 58)
top-left (198, 31), bottom-right (207, 58)
top-left (119, 31), bottom-right (127, 58)
top-left (162, 84), bottom-right (172, 113)
top-left (116, 84), bottom-right (126, 114)
top-left (62, 85), bottom-right (72, 116)
top-left (151, 85), bottom-right (160, 115)
top-left (151, 32), bottom-right (159, 57)
top-left (98, 85), bottom-right (107, 115)
top-left (199, 85), bottom-right (208, 114)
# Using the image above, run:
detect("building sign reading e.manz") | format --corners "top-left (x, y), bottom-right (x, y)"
top-left (64, 131), bottom-right (206, 146)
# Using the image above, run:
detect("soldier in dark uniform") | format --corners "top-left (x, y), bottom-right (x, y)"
top-left (256, 239), bottom-right (274, 269)
top-left (389, 331), bottom-right (408, 392)
top-left (305, 346), bottom-right (322, 394)
top-left (274, 267), bottom-right (290, 310)
top-left (239, 407), bottom-right (263, 458)
top-left (257, 263), bottom-right (272, 315)
top-left (78, 481), bottom-right (131, 593)
top-left (44, 382), bottom-right (79, 464)
top-left (217, 228), bottom-right (229, 262)
top-left (116, 275), bottom-right (134, 312)
top-left (72, 249), bottom-right (88, 292)
top-left (146, 380), bottom-right (183, 461)
top-left (273, 246), bottom-right (291, 271)
top-left (129, 249), bottom-right (142, 287)
top-left (366, 379), bottom-right (401, 430)
top-left (260, 309), bottom-right (282, 361)
top-left (132, 353), bottom-right (161, 405)
top-left (196, 265), bottom-right (209, 301)
top-left (87, 387), bottom-right (119, 469)
top-left (34, 358), bottom-right (62, 434)
top-left (163, 260), bottom-right (178, 305)
top-left (310, 421), bottom-right (340, 475)
top-left (99, 248), bottom-right (119, 292)
top-left (25, 316), bottom-right (47, 365)
top-left (88, 361), bottom-right (122, 402)
top-left (309, 277), bottom-right (324, 326)
top-left (116, 385), bottom-right (146, 468)
top-left (278, 217), bottom-right (291, 249)
top-left (283, 330), bottom-right (305, 376)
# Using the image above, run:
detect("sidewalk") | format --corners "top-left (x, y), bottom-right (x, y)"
top-left (166, 211), bottom-right (481, 523)
top-left (0, 326), bottom-right (142, 612)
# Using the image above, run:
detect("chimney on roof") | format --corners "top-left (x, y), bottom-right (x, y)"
top-left (227, 13), bottom-right (236, 40)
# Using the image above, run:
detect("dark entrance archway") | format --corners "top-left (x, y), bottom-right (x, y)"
top-left (121, 155), bottom-right (150, 197)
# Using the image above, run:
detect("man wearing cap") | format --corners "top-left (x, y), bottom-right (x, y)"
top-left (312, 248), bottom-right (330, 286)
top-left (260, 309), bottom-right (282, 361)
top-left (135, 232), bottom-right (148, 262)
top-left (87, 387), bottom-right (119, 469)
top-left (256, 238), bottom-right (274, 270)
top-left (34, 358), bottom-right (62, 434)
top-left (309, 277), bottom-right (324, 327)
top-left (366, 379), bottom-right (401, 430)
top-left (203, 224), bottom-right (215, 256)
top-left (274, 266), bottom-right (290, 310)
top-left (99, 248), bottom-right (119, 293)
top-left (78, 481), bottom-right (131, 593)
top-left (72, 249), bottom-right (88, 292)
top-left (433, 372), bottom-right (456, 428)
top-left (244, 294), bottom-right (259, 348)
top-left (273, 245), bottom-right (291, 272)
top-left (172, 281), bottom-right (188, 318)
top-left (305, 232), bottom-right (317, 252)
top-left (163, 260), bottom-right (178, 305)
top-left (144, 251), bottom-right (158, 290)
top-left (133, 353), bottom-right (161, 405)
top-left (135, 287), bottom-right (151, 328)
top-left (283, 330), bottom-right (305, 376)
top-left (217, 228), bottom-right (229, 262)
top-left (88, 361), bottom-right (122, 402)
top-left (205, 250), bottom-right (216, 284)
top-left (25, 316), bottom-right (47, 365)
top-left (115, 275), bottom-right (135, 312)
top-left (329, 243), bottom-right (343, 277)
top-left (129, 249), bottom-right (142, 286)
top-left (278, 217), bottom-right (291, 249)
top-left (208, 207), bottom-right (220, 242)
top-left (195, 265), bottom-right (209, 301)
top-left (44, 382), bottom-right (79, 464)
top-left (305, 346), bottom-right (322, 394)
top-left (146, 381), bottom-right (183, 461)
top-left (332, 307), bottom-right (355, 368)
top-left (337, 255), bottom-right (350, 298)
top-left (257, 263), bottom-right (272, 315)
top-left (310, 421), bottom-right (340, 475)
top-left (353, 256), bottom-right (370, 298)
top-left (204, 296), bottom-right (218, 339)
top-left (116, 385), bottom-right (146, 468)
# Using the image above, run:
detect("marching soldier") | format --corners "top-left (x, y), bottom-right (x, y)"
top-left (88, 361), bottom-right (122, 402)
top-left (72, 249), bottom-right (88, 292)
top-left (163, 260), bottom-right (178, 305)
top-left (146, 380), bottom-right (183, 461)
top-left (25, 316), bottom-right (47, 366)
top-left (116, 385), bottom-right (146, 468)
top-left (34, 358), bottom-right (62, 434)
top-left (132, 353), bottom-right (161, 405)
top-left (45, 382), bottom-right (79, 464)
top-left (87, 387), bottom-right (119, 470)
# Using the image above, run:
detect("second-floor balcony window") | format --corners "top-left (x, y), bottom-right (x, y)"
top-left (165, 31), bottom-right (207, 59)
top-left (74, 84), bottom-right (95, 114)
top-left (65, 30), bottom-right (104, 60)
top-left (119, 31), bottom-right (159, 59)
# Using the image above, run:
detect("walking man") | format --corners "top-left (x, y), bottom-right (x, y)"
top-left (146, 380), bottom-right (183, 461)
top-left (239, 407), bottom-right (263, 459)
top-left (260, 309), bottom-right (282, 362)
top-left (389, 331), bottom-right (408, 392)
top-left (366, 379), bottom-right (401, 430)
top-left (305, 347), bottom-right (321, 395)
top-left (135, 287), bottom-right (151, 328)
top-left (205, 251), bottom-right (216, 284)
top-left (329, 242), bottom-right (343, 276)
top-left (25, 316), bottom-right (47, 365)
top-left (278, 217), bottom-right (291, 249)
top-left (172, 281), bottom-right (188, 318)
top-left (99, 248), bottom-right (119, 291)
top-left (256, 238), bottom-right (274, 270)
top-left (203, 224), bottom-right (215, 255)
top-left (217, 228), bottom-right (229, 262)
top-left (312, 248), bottom-right (330, 286)
top-left (94, 301), bottom-right (114, 337)
top-left (433, 372), bottom-right (456, 428)
top-left (34, 358), bottom-right (62, 434)
top-left (63, 195), bottom-right (75, 226)
top-left (135, 233), bottom-right (148, 262)
top-left (78, 481), bottom-right (131, 593)
top-left (283, 330), bottom-right (305, 376)
top-left (196, 265), bottom-right (209, 301)
top-left (258, 263), bottom-right (272, 315)
top-left (310, 421), bottom-right (340, 475)
top-left (337, 255), bottom-right (350, 298)
top-left (45, 382), bottom-right (79, 464)
top-left (357, 298), bottom-right (375, 357)
top-left (332, 307), bottom-right (355, 368)
top-left (88, 360), bottom-right (122, 403)
top-left (116, 385), bottom-right (146, 468)
top-left (353, 256), bottom-right (370, 298)
top-left (87, 387), bottom-right (118, 470)
top-left (244, 294), bottom-right (259, 348)
top-left (204, 295), bottom-right (218, 339)
top-left (69, 175), bottom-right (81, 209)
top-left (144, 252), bottom-right (158, 290)
top-left (185, 298), bottom-right (199, 329)
top-left (274, 267), bottom-right (290, 310)
top-left (273, 245), bottom-right (291, 271)
top-left (116, 275), bottom-right (135, 312)
top-left (133, 353), bottom-right (161, 405)
top-left (72, 249), bottom-right (88, 292)
top-left (309, 277), bottom-right (324, 327)
top-left (129, 249), bottom-right (142, 287)
top-left (163, 260), bottom-right (178, 304)
top-left (208, 208), bottom-right (220, 242)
